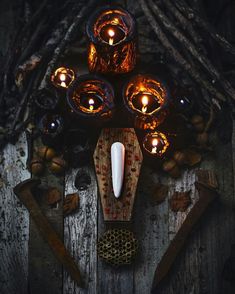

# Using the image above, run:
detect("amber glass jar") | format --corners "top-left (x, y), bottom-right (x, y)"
top-left (123, 74), bottom-right (170, 129)
top-left (86, 6), bottom-right (137, 74)
top-left (67, 74), bottom-right (115, 121)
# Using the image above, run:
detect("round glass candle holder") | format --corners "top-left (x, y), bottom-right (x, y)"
top-left (86, 6), bottom-right (137, 74)
top-left (143, 131), bottom-right (169, 157)
top-left (51, 67), bottom-right (75, 89)
top-left (38, 113), bottom-right (64, 147)
top-left (172, 87), bottom-right (195, 115)
top-left (123, 74), bottom-right (170, 129)
top-left (67, 74), bottom-right (115, 120)
top-left (34, 88), bottom-right (59, 111)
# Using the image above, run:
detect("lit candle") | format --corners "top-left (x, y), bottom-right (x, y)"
top-left (67, 75), bottom-right (115, 120)
top-left (59, 73), bottom-right (67, 88)
top-left (88, 98), bottom-right (95, 111)
top-left (72, 90), bottom-right (105, 114)
top-left (123, 75), bottom-right (169, 130)
top-left (87, 7), bottom-right (137, 73)
top-left (143, 132), bottom-right (169, 156)
top-left (141, 95), bottom-right (149, 113)
top-left (99, 24), bottom-right (125, 46)
top-left (108, 28), bottom-right (115, 45)
top-left (151, 138), bottom-right (158, 154)
top-left (51, 67), bottom-right (75, 89)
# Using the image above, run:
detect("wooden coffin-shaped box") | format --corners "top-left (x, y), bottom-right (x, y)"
top-left (93, 128), bottom-right (143, 222)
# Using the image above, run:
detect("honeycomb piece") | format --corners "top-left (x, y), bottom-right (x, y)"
top-left (97, 229), bottom-right (138, 266)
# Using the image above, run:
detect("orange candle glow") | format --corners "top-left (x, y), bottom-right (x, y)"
top-left (108, 28), bottom-right (115, 45)
top-left (51, 67), bottom-right (75, 89)
top-left (143, 132), bottom-right (169, 156)
top-left (88, 98), bottom-right (95, 111)
top-left (151, 138), bottom-right (159, 154)
top-left (141, 95), bottom-right (149, 113)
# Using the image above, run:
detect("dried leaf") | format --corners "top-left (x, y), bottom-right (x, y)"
top-left (45, 187), bottom-right (61, 206)
top-left (63, 193), bottom-right (80, 216)
top-left (150, 183), bottom-right (168, 205)
top-left (169, 191), bottom-right (191, 212)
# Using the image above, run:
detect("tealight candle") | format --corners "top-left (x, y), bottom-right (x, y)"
top-left (151, 138), bottom-right (159, 154)
top-left (100, 25), bottom-right (126, 46)
top-left (143, 132), bottom-right (169, 156)
top-left (67, 74), bottom-right (115, 120)
top-left (131, 93), bottom-right (162, 115)
top-left (123, 74), bottom-right (170, 129)
top-left (51, 67), bottom-right (75, 89)
top-left (86, 6), bottom-right (137, 74)
top-left (78, 93), bottom-right (103, 114)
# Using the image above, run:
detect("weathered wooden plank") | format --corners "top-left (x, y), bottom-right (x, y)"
top-left (133, 166), bottom-right (169, 294)
top-left (28, 139), bottom-right (64, 294)
top-left (153, 143), bottom-right (235, 294)
top-left (63, 166), bottom-right (97, 294)
top-left (0, 133), bottom-right (30, 294)
top-left (133, 167), bottom-right (200, 294)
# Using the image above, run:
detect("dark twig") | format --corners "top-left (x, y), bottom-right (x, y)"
top-left (10, 75), bottom-right (35, 134)
top-left (174, 0), bottom-right (235, 56)
top-left (16, 18), bottom-right (48, 67)
top-left (15, 15), bottom-right (72, 85)
top-left (163, 0), bottom-right (204, 49)
top-left (19, 0), bottom-right (48, 37)
top-left (139, 0), bottom-right (227, 103)
top-left (149, 0), bottom-right (235, 102)
top-left (39, 0), bottom-right (97, 89)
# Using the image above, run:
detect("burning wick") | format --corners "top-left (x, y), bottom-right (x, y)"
top-left (59, 73), bottom-right (67, 88)
top-left (88, 98), bottom-right (95, 111)
top-left (141, 95), bottom-right (149, 113)
top-left (108, 29), bottom-right (115, 45)
top-left (51, 67), bottom-right (75, 89)
top-left (151, 138), bottom-right (158, 154)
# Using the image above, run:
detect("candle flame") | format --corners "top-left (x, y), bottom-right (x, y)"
top-left (141, 95), bottom-right (149, 113)
top-left (60, 73), bottom-right (66, 82)
top-left (108, 29), bottom-right (115, 45)
top-left (152, 138), bottom-right (158, 146)
top-left (151, 138), bottom-right (158, 153)
top-left (89, 98), bottom-right (95, 111)
top-left (108, 29), bottom-right (115, 37)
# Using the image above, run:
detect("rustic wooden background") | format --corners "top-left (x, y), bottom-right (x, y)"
top-left (0, 0), bottom-right (235, 294)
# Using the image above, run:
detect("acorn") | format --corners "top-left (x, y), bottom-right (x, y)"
top-left (196, 132), bottom-right (208, 146)
top-left (173, 151), bottom-right (187, 166)
top-left (191, 115), bottom-right (205, 132)
top-left (29, 158), bottom-right (44, 176)
top-left (36, 146), bottom-right (56, 161)
top-left (49, 156), bottom-right (67, 174)
top-left (162, 159), bottom-right (181, 178)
